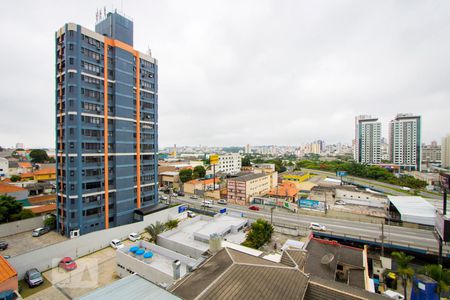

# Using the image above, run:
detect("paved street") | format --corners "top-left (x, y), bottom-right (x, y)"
top-left (173, 196), bottom-right (448, 256)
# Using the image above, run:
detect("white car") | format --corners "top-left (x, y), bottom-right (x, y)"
top-left (217, 199), bottom-right (227, 205)
top-left (187, 210), bottom-right (196, 218)
top-left (128, 232), bottom-right (141, 242)
top-left (383, 290), bottom-right (405, 300)
top-left (309, 223), bottom-right (326, 231)
top-left (110, 239), bottom-right (124, 249)
top-left (202, 200), bottom-right (213, 208)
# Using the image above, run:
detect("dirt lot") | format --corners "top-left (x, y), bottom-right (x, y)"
top-left (1, 231), bottom-right (67, 257)
top-left (24, 240), bottom-right (134, 299)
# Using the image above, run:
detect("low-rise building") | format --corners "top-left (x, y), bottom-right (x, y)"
top-left (21, 167), bottom-right (56, 181)
top-left (159, 171), bottom-right (181, 190)
top-left (280, 171), bottom-right (311, 183)
top-left (0, 182), bottom-right (28, 204)
top-left (0, 256), bottom-right (18, 295)
top-left (116, 240), bottom-right (199, 286)
top-left (334, 186), bottom-right (387, 208)
top-left (0, 158), bottom-right (8, 178)
top-left (17, 162), bottom-right (33, 174)
top-left (227, 173), bottom-right (272, 205)
top-left (267, 181), bottom-right (300, 202)
top-left (158, 214), bottom-right (248, 259)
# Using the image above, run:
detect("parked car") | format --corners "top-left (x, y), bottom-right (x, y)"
top-left (172, 193), bottom-right (178, 197)
top-left (249, 205), bottom-right (260, 211)
top-left (128, 232), bottom-right (141, 242)
top-left (3, 255), bottom-right (10, 259)
top-left (110, 239), bottom-right (124, 249)
top-left (217, 199), bottom-right (227, 205)
top-left (190, 195), bottom-right (198, 200)
top-left (24, 268), bottom-right (44, 288)
top-left (335, 200), bottom-right (346, 205)
top-left (383, 290), bottom-right (405, 300)
top-left (59, 257), bottom-right (77, 271)
top-left (187, 210), bottom-right (196, 218)
top-left (177, 191), bottom-right (185, 196)
top-left (160, 195), bottom-right (168, 201)
top-left (32, 227), bottom-right (51, 237)
top-left (0, 241), bottom-right (8, 251)
top-left (201, 200), bottom-right (213, 208)
top-left (309, 222), bottom-right (326, 231)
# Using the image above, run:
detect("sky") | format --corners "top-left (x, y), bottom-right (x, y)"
top-left (0, 0), bottom-right (449, 148)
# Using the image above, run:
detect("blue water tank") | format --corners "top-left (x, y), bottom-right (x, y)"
top-left (410, 274), bottom-right (438, 300)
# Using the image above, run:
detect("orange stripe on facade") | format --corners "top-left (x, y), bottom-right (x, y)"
top-left (136, 52), bottom-right (141, 208)
top-left (103, 39), bottom-right (110, 229)
top-left (102, 38), bottom-right (142, 225)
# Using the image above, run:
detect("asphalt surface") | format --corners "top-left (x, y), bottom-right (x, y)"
top-left (301, 168), bottom-right (443, 209)
top-left (172, 196), bottom-right (448, 256)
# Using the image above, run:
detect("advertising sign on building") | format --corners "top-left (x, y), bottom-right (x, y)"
top-left (435, 212), bottom-right (450, 242)
top-left (440, 173), bottom-right (450, 191)
top-left (336, 171), bottom-right (348, 177)
top-left (210, 154), bottom-right (219, 165)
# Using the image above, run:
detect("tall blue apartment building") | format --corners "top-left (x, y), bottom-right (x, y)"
top-left (55, 12), bottom-right (158, 237)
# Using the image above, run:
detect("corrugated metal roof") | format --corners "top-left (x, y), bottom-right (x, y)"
top-left (77, 274), bottom-right (180, 300)
top-left (171, 248), bottom-right (309, 300)
top-left (388, 196), bottom-right (436, 226)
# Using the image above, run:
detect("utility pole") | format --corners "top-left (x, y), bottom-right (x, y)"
top-left (270, 206), bottom-right (275, 225)
top-left (381, 222), bottom-right (384, 257)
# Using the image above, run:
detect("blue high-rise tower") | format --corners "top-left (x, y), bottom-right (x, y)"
top-left (55, 11), bottom-right (158, 236)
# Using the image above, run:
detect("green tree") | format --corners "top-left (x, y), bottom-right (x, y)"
top-left (179, 169), bottom-right (193, 183)
top-left (242, 156), bottom-right (252, 167)
top-left (10, 175), bottom-right (21, 182)
top-left (241, 219), bottom-right (274, 249)
top-left (193, 166), bottom-right (206, 179)
top-left (0, 195), bottom-right (23, 223)
top-left (392, 251), bottom-right (415, 299)
top-left (29, 149), bottom-right (49, 163)
top-left (145, 221), bottom-right (166, 244)
top-left (44, 215), bottom-right (57, 229)
top-left (418, 264), bottom-right (450, 297)
top-left (11, 209), bottom-right (35, 221)
top-left (165, 219), bottom-right (180, 230)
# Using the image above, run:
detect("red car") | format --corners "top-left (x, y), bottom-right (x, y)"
top-left (59, 257), bottom-right (77, 271)
top-left (248, 205), bottom-right (260, 211)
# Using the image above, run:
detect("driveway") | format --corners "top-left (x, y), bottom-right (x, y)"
top-left (1, 231), bottom-right (67, 257)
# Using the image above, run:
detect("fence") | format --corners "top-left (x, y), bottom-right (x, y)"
top-left (0, 216), bottom-right (44, 238)
top-left (9, 206), bottom-right (180, 279)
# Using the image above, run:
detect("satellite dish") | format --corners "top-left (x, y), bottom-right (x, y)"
top-left (321, 253), bottom-right (335, 265)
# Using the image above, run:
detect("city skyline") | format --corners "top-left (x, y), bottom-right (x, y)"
top-left (1, 1), bottom-right (450, 148)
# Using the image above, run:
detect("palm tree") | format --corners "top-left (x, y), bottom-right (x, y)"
top-left (419, 264), bottom-right (450, 297)
top-left (392, 251), bottom-right (415, 299)
top-left (145, 221), bottom-right (166, 244)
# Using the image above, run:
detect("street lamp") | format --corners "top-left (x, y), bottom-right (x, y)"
top-left (270, 206), bottom-right (275, 225)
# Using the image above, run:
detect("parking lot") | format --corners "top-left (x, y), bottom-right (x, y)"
top-left (1, 231), bottom-right (68, 257)
top-left (24, 240), bottom-right (133, 299)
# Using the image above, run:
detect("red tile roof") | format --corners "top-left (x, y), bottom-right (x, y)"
top-left (0, 256), bottom-right (17, 283)
top-left (268, 182), bottom-right (300, 197)
top-left (0, 182), bottom-right (26, 194)
top-left (18, 162), bottom-right (32, 168)
top-left (28, 194), bottom-right (56, 205)
top-left (29, 204), bottom-right (57, 214)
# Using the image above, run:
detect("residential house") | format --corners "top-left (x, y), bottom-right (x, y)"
top-left (267, 181), bottom-right (300, 202)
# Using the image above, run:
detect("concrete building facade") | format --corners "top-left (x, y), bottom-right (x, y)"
top-left (55, 12), bottom-right (158, 236)
top-left (354, 115), bottom-right (381, 164)
top-left (389, 114), bottom-right (421, 171)
top-left (218, 154), bottom-right (241, 175)
top-left (227, 173), bottom-right (271, 205)
top-left (442, 133), bottom-right (450, 169)
top-left (422, 141), bottom-right (441, 164)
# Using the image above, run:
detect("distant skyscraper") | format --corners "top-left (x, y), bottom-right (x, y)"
top-left (56, 11), bottom-right (158, 236)
top-left (442, 134), bottom-right (450, 169)
top-left (389, 114), bottom-right (421, 171)
top-left (15, 143), bottom-right (24, 149)
top-left (354, 115), bottom-right (381, 164)
top-left (245, 144), bottom-right (251, 154)
top-left (421, 141), bottom-right (441, 164)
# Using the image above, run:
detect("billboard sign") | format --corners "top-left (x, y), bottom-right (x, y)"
top-left (440, 173), bottom-right (450, 191)
top-left (178, 205), bottom-right (188, 214)
top-left (435, 212), bottom-right (450, 242)
top-left (336, 171), bottom-right (348, 177)
top-left (210, 154), bottom-right (219, 165)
